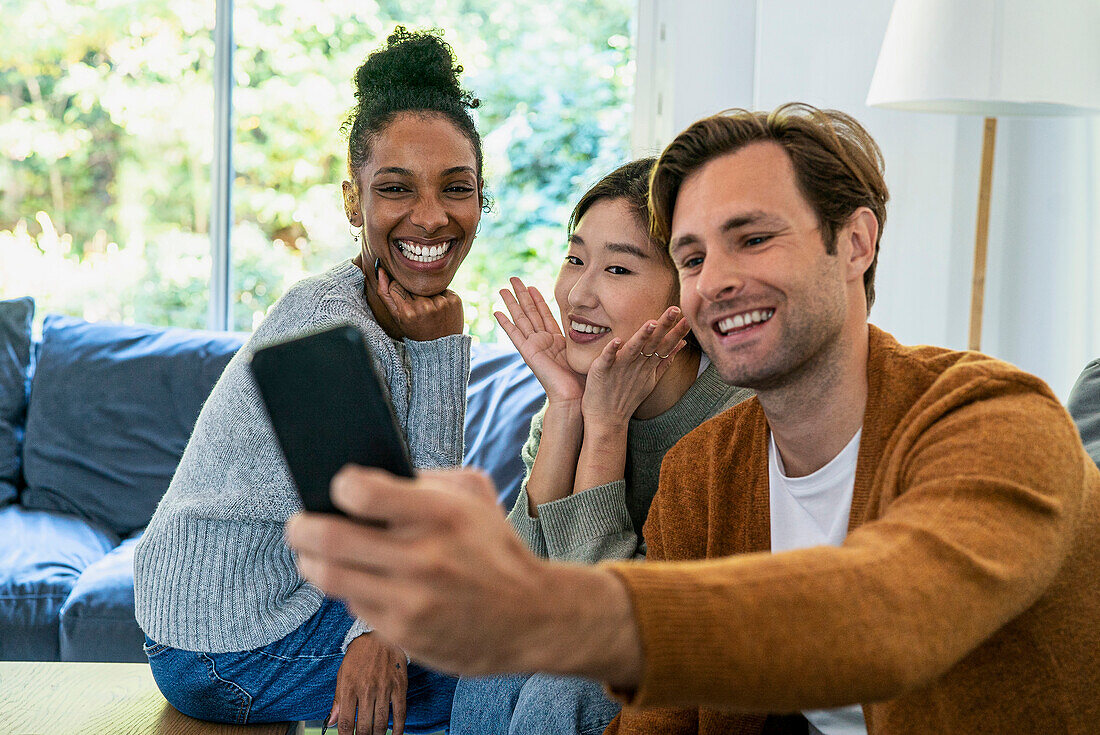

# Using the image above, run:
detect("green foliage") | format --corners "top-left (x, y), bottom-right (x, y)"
top-left (0, 0), bottom-right (633, 338)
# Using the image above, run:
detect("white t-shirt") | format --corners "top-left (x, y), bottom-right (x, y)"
top-left (768, 429), bottom-right (868, 735)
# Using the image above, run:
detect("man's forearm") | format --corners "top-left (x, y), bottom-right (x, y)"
top-left (520, 561), bottom-right (644, 690)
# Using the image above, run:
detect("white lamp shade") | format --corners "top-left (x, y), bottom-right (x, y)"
top-left (867, 0), bottom-right (1100, 115)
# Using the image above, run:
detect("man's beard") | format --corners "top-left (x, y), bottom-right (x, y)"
top-left (703, 294), bottom-right (847, 394)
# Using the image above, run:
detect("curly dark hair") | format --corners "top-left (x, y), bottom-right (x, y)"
top-left (342, 27), bottom-right (486, 207)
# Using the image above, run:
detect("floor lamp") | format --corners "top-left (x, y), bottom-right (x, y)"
top-left (866, 0), bottom-right (1100, 351)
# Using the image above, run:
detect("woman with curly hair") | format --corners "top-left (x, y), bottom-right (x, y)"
top-left (134, 27), bottom-right (484, 733)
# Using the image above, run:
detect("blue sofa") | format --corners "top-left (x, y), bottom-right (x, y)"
top-left (0, 296), bottom-right (544, 662)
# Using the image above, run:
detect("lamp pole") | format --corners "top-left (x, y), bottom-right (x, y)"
top-left (968, 117), bottom-right (997, 352)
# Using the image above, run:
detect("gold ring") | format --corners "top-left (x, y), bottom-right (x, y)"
top-left (655, 352), bottom-right (671, 359)
top-left (640, 351), bottom-right (656, 358)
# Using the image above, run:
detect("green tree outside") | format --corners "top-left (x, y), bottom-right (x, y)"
top-left (0, 0), bottom-right (634, 340)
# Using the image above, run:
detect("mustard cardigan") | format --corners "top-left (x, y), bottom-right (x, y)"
top-left (606, 326), bottom-right (1100, 734)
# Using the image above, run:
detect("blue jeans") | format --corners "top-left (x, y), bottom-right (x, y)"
top-left (144, 598), bottom-right (456, 729)
top-left (450, 673), bottom-right (621, 735)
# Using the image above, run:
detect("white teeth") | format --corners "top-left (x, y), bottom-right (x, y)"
top-left (717, 308), bottom-right (775, 335)
top-left (570, 321), bottom-right (611, 335)
top-left (397, 239), bottom-right (454, 263)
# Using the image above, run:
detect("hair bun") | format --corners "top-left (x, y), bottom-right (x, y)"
top-left (353, 26), bottom-right (475, 111)
top-left (343, 26), bottom-right (486, 202)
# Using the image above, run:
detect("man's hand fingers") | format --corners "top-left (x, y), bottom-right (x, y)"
top-left (286, 513), bottom-right (408, 571)
top-left (329, 466), bottom-right (433, 524)
top-left (418, 467), bottom-right (498, 505)
top-left (329, 465), bottom-right (495, 525)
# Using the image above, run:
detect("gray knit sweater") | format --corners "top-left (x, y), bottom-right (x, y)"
top-left (507, 364), bottom-right (750, 563)
top-left (133, 260), bottom-right (471, 653)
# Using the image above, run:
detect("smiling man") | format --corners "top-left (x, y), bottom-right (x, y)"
top-left (286, 104), bottom-right (1100, 735)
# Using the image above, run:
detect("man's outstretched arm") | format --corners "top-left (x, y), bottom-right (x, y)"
top-left (284, 465), bottom-right (644, 689)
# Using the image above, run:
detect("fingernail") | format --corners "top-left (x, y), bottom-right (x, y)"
top-left (670, 306), bottom-right (680, 316)
top-left (646, 322), bottom-right (656, 332)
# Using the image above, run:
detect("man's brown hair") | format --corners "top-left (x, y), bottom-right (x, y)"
top-left (649, 103), bottom-right (889, 310)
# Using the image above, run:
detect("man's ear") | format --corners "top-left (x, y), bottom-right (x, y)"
top-left (842, 207), bottom-right (878, 283)
top-left (342, 181), bottom-right (363, 227)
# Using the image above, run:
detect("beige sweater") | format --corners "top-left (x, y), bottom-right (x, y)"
top-left (606, 326), bottom-right (1100, 734)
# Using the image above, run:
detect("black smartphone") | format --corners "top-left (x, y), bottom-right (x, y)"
top-left (250, 324), bottom-right (414, 515)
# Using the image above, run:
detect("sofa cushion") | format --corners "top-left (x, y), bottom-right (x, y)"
top-left (0, 504), bottom-right (117, 660)
top-left (465, 343), bottom-right (545, 511)
top-left (0, 297), bottom-right (34, 506)
top-left (22, 315), bottom-right (245, 536)
top-left (59, 530), bottom-right (146, 662)
top-left (1067, 358), bottom-right (1100, 467)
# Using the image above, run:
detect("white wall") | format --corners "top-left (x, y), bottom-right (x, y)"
top-left (633, 0), bottom-right (1100, 400)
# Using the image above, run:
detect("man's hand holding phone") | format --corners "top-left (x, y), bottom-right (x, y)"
top-left (250, 324), bottom-right (414, 516)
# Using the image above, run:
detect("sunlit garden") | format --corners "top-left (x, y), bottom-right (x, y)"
top-left (0, 0), bottom-right (635, 340)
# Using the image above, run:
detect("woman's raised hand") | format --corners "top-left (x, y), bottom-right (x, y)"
top-left (581, 306), bottom-right (692, 429)
top-left (377, 267), bottom-right (465, 342)
top-left (494, 277), bottom-right (585, 404)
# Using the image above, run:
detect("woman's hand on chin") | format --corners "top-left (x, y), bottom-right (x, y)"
top-left (581, 306), bottom-right (691, 429)
top-left (377, 267), bottom-right (465, 341)
top-left (495, 277), bottom-right (585, 405)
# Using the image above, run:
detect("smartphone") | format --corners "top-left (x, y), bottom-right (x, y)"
top-left (250, 324), bottom-right (414, 515)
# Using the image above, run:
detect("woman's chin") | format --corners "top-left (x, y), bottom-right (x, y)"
top-left (564, 352), bottom-right (594, 376)
top-left (390, 268), bottom-right (455, 298)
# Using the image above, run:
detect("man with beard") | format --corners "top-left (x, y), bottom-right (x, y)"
top-left (287, 104), bottom-right (1100, 735)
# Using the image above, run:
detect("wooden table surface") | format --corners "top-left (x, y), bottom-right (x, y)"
top-left (0, 661), bottom-right (302, 735)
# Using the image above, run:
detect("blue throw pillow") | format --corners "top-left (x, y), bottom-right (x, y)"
top-left (21, 315), bottom-right (245, 536)
top-left (0, 297), bottom-right (34, 506)
top-left (465, 343), bottom-right (545, 511)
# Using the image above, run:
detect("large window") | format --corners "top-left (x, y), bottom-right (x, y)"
top-left (0, 0), bottom-right (216, 328)
top-left (2, 0), bottom-right (635, 341)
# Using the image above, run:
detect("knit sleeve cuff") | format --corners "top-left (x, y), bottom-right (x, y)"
top-left (341, 618), bottom-right (373, 653)
top-left (341, 619), bottom-right (412, 664)
top-left (537, 480), bottom-right (637, 562)
top-left (507, 483), bottom-right (549, 557)
top-left (404, 334), bottom-right (471, 468)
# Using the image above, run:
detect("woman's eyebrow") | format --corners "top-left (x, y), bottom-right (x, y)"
top-left (372, 166), bottom-right (413, 178)
top-left (441, 166), bottom-right (476, 177)
top-left (604, 242), bottom-right (651, 259)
